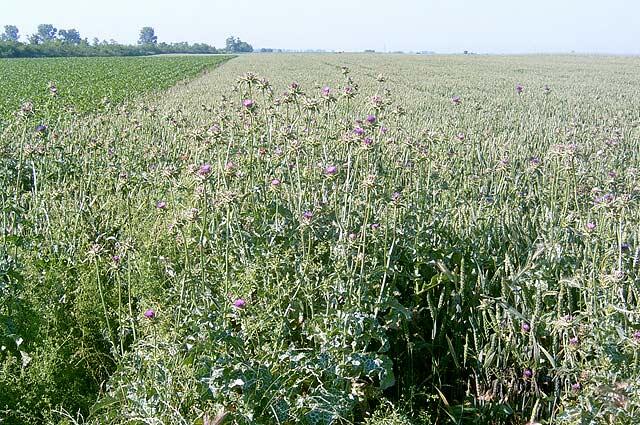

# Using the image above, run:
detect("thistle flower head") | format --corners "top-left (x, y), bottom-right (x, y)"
top-left (324, 165), bottom-right (338, 176)
top-left (144, 309), bottom-right (155, 319)
top-left (198, 163), bottom-right (212, 177)
top-left (529, 157), bottom-right (542, 166)
top-left (371, 95), bottom-right (383, 108)
top-left (232, 298), bottom-right (246, 309)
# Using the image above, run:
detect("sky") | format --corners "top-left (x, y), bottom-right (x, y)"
top-left (1, 0), bottom-right (639, 54)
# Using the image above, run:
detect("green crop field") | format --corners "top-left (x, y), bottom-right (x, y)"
top-left (2, 53), bottom-right (640, 424)
top-left (0, 55), bottom-right (233, 126)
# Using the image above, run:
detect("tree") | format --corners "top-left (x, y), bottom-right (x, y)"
top-left (225, 36), bottom-right (253, 53)
top-left (28, 34), bottom-right (41, 45)
top-left (58, 28), bottom-right (82, 45)
top-left (225, 36), bottom-right (237, 52)
top-left (37, 24), bottom-right (58, 42)
top-left (1, 25), bottom-right (19, 42)
top-left (138, 27), bottom-right (157, 45)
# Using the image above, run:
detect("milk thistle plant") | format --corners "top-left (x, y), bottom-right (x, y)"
top-left (1, 53), bottom-right (640, 424)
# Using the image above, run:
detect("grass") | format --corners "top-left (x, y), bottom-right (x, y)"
top-left (1, 53), bottom-right (640, 424)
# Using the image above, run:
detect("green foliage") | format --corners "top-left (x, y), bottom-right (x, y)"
top-left (0, 39), bottom-right (221, 59)
top-left (0, 55), bottom-right (233, 126)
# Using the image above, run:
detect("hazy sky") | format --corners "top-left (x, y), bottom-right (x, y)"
top-left (2, 0), bottom-right (638, 54)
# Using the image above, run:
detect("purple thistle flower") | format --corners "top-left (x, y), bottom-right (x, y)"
top-left (271, 178), bottom-right (281, 187)
top-left (380, 126), bottom-right (388, 134)
top-left (353, 126), bottom-right (365, 136)
top-left (362, 137), bottom-right (373, 147)
top-left (144, 309), bottom-right (155, 319)
top-left (451, 95), bottom-right (461, 105)
top-left (521, 322), bottom-right (531, 333)
top-left (302, 211), bottom-right (314, 221)
top-left (633, 330), bottom-right (640, 341)
top-left (586, 222), bottom-right (596, 231)
top-left (572, 382), bottom-right (581, 391)
top-left (112, 255), bottom-right (121, 264)
top-left (35, 124), bottom-right (48, 134)
top-left (523, 368), bottom-right (533, 379)
top-left (366, 114), bottom-right (377, 124)
top-left (371, 95), bottom-right (383, 107)
top-left (156, 200), bottom-right (167, 210)
top-left (516, 84), bottom-right (524, 94)
top-left (543, 85), bottom-right (551, 94)
top-left (529, 157), bottom-right (542, 166)
top-left (621, 242), bottom-right (630, 252)
top-left (569, 336), bottom-right (579, 346)
top-left (456, 132), bottom-right (465, 141)
top-left (324, 165), bottom-right (338, 176)
top-left (391, 191), bottom-right (401, 202)
top-left (370, 223), bottom-right (380, 230)
top-left (322, 86), bottom-right (331, 96)
top-left (232, 298), bottom-right (246, 309)
top-left (198, 163), bottom-right (212, 177)
top-left (242, 99), bottom-right (255, 108)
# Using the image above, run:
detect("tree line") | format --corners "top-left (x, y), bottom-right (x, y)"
top-left (0, 25), bottom-right (253, 58)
